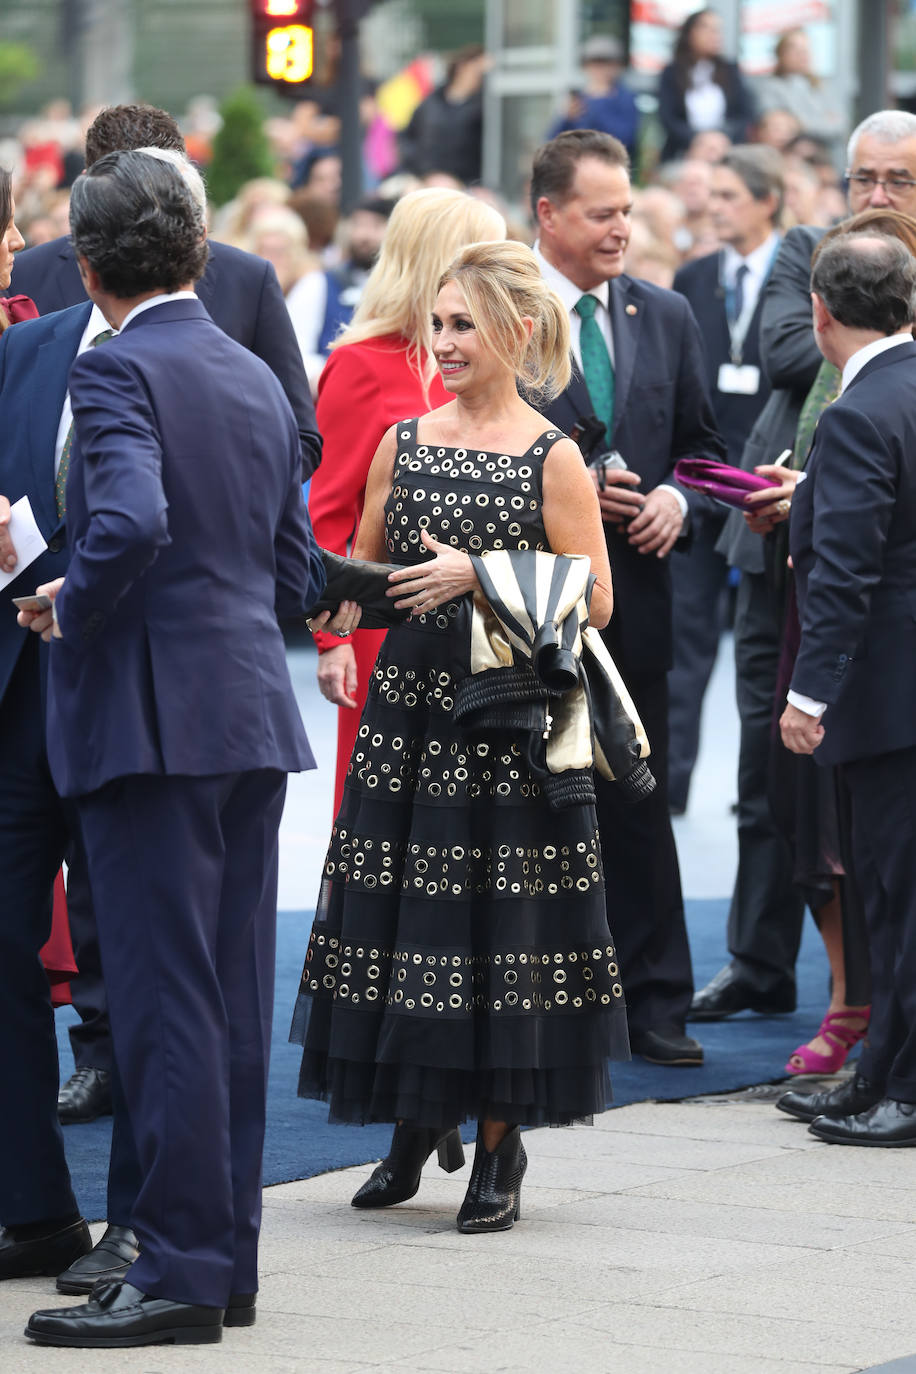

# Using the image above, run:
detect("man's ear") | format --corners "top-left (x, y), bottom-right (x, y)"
top-left (811, 291), bottom-right (830, 334)
top-left (535, 195), bottom-right (554, 235)
top-left (76, 254), bottom-right (101, 295)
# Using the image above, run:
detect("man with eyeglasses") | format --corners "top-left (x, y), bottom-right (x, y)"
top-left (691, 108), bottom-right (916, 1027)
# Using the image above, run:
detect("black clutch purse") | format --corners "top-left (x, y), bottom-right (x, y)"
top-left (305, 549), bottom-right (411, 631)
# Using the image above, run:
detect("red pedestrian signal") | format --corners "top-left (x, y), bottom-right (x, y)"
top-left (251, 0), bottom-right (316, 88)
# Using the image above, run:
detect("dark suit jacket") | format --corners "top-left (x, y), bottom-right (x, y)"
top-left (46, 298), bottom-right (325, 798)
top-left (542, 273), bottom-right (725, 676)
top-left (0, 303), bottom-right (91, 705)
top-left (673, 248), bottom-right (772, 469)
top-left (11, 236), bottom-right (322, 479)
top-left (718, 225), bottom-right (825, 572)
top-left (657, 59), bottom-right (756, 162)
top-left (790, 340), bottom-right (916, 767)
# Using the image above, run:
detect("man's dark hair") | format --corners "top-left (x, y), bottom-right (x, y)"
top-left (84, 104), bottom-right (185, 168)
top-left (530, 129), bottom-right (630, 218)
top-left (812, 233), bottom-right (916, 335)
top-left (0, 167), bottom-right (11, 238)
top-left (717, 144), bottom-right (784, 221)
top-left (69, 150), bottom-right (207, 297)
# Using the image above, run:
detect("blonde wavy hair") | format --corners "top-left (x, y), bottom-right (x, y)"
top-left (437, 241), bottom-right (572, 400)
top-left (333, 187), bottom-right (506, 391)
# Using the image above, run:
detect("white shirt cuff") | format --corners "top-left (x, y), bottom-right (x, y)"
top-left (658, 483), bottom-right (689, 522)
top-left (787, 689), bottom-right (827, 718)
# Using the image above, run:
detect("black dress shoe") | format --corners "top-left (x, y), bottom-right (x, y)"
top-left (58, 1067), bottom-right (112, 1124)
top-left (224, 1292), bottom-right (257, 1328)
top-left (0, 1218), bottom-right (91, 1281)
top-left (26, 1280), bottom-right (223, 1347)
top-left (776, 1072), bottom-right (883, 1124)
top-left (56, 1224), bottom-right (139, 1294)
top-left (688, 965), bottom-right (796, 1021)
top-left (809, 1097), bottom-right (916, 1146)
top-left (630, 1027), bottom-right (704, 1066)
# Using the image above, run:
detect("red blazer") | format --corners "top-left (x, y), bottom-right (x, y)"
top-left (309, 334), bottom-right (449, 809)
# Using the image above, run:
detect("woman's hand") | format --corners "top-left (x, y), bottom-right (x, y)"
top-left (316, 641), bottom-right (359, 708)
top-left (742, 465), bottom-right (802, 535)
top-left (386, 530), bottom-right (479, 616)
top-left (308, 599), bottom-right (362, 637)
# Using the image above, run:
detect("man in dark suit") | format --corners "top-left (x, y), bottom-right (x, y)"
top-left (9, 102), bottom-right (321, 1136)
top-left (531, 129), bottom-right (726, 1066)
top-left (0, 301), bottom-right (97, 1283)
top-left (669, 146), bottom-right (783, 814)
top-left (20, 149), bottom-right (324, 1346)
top-left (693, 108), bottom-right (916, 1021)
top-left (779, 231), bottom-right (916, 1146)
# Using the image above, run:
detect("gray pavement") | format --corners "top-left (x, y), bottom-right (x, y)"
top-left (2, 636), bottom-right (912, 1372)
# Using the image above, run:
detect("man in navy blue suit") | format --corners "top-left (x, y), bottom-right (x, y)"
top-left (780, 231), bottom-right (916, 1147)
top-left (18, 149), bottom-right (323, 1346)
top-left (531, 130), bottom-right (725, 1067)
top-left (9, 102), bottom-right (322, 1141)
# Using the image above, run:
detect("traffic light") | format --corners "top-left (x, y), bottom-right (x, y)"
top-left (251, 0), bottom-right (316, 89)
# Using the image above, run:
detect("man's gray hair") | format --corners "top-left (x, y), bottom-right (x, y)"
top-left (847, 110), bottom-right (916, 170)
top-left (136, 146), bottom-right (208, 215)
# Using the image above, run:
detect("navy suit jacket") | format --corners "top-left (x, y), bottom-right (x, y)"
top-left (0, 303), bottom-right (91, 705)
top-left (790, 340), bottom-right (916, 767)
top-left (542, 273), bottom-right (725, 676)
top-left (11, 236), bottom-right (322, 479)
top-left (46, 298), bottom-right (325, 798)
top-left (673, 249), bottom-right (771, 470)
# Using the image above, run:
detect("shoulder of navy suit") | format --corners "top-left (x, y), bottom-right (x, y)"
top-left (0, 299), bottom-right (90, 358)
top-left (842, 339), bottom-right (916, 392)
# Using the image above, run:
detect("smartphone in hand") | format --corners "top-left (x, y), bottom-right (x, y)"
top-left (12, 593), bottom-right (53, 612)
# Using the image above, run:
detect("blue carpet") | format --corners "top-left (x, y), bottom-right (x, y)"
top-left (56, 899), bottom-right (833, 1222)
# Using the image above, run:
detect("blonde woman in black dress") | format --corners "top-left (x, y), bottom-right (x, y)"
top-left (293, 241), bottom-right (629, 1231)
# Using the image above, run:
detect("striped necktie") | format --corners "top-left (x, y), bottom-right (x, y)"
top-left (574, 294), bottom-right (615, 445)
top-left (55, 328), bottom-right (115, 519)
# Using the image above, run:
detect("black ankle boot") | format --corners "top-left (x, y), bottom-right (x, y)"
top-left (456, 1126), bottom-right (527, 1234)
top-left (351, 1123), bottom-right (465, 1209)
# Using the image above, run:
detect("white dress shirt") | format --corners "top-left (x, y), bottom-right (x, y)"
top-left (53, 304), bottom-right (117, 480)
top-left (533, 243), bottom-right (687, 519)
top-left (787, 329), bottom-right (913, 719)
top-left (722, 231), bottom-right (781, 328)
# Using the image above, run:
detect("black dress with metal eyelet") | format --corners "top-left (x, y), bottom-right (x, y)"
top-left (290, 417), bottom-right (630, 1128)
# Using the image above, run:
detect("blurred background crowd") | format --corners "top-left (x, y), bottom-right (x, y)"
top-left (0, 3), bottom-right (907, 400)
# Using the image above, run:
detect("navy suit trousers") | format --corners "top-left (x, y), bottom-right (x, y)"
top-left (77, 768), bottom-right (287, 1306)
top-left (845, 746), bottom-right (916, 1102)
top-left (0, 637), bottom-right (78, 1225)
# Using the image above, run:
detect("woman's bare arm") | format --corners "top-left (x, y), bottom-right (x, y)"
top-left (542, 438), bottom-right (613, 629)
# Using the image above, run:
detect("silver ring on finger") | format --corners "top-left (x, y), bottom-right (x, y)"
top-left (335, 629), bottom-right (352, 638)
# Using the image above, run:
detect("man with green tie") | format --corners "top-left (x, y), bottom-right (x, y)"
top-left (532, 128), bottom-right (726, 1068)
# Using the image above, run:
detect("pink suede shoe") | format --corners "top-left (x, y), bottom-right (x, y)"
top-left (784, 1007), bottom-right (870, 1076)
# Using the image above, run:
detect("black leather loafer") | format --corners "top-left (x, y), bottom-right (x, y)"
top-left (224, 1292), bottom-right (257, 1327)
top-left (776, 1072), bottom-right (883, 1124)
top-left (0, 1218), bottom-right (91, 1281)
top-left (689, 965), bottom-right (796, 1021)
top-left (56, 1224), bottom-right (140, 1294)
top-left (58, 1067), bottom-right (112, 1124)
top-left (629, 1028), bottom-right (704, 1066)
top-left (809, 1097), bottom-right (916, 1147)
top-left (26, 1280), bottom-right (223, 1347)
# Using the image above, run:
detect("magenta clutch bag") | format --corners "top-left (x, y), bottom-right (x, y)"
top-left (674, 458), bottom-right (782, 510)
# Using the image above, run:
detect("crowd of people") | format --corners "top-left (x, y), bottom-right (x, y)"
top-left (1, 3), bottom-right (916, 1352)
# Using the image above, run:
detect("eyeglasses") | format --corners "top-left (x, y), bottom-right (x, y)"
top-left (845, 173), bottom-right (916, 195)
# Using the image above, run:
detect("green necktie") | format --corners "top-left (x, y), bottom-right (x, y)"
top-left (575, 294), bottom-right (615, 445)
top-left (55, 328), bottom-right (115, 519)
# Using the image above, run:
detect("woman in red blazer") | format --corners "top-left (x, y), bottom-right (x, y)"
top-left (310, 187), bottom-right (506, 809)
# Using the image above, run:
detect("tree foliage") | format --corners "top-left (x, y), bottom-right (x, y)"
top-left (205, 86), bottom-right (275, 207)
top-left (0, 42), bottom-right (42, 108)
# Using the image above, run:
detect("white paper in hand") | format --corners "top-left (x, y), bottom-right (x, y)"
top-left (0, 496), bottom-right (50, 592)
